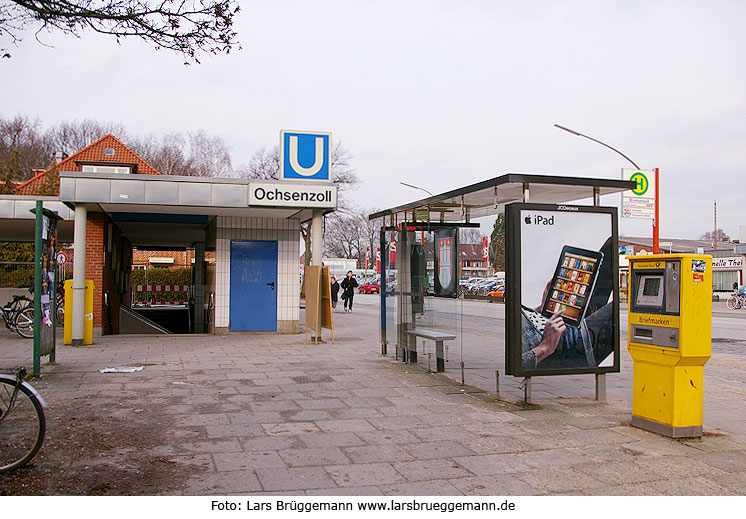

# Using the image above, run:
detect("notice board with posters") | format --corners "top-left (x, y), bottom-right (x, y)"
top-left (434, 228), bottom-right (458, 297)
top-left (304, 266), bottom-right (334, 343)
top-left (505, 203), bottom-right (620, 377)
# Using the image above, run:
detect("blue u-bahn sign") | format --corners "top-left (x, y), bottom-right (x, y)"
top-left (280, 130), bottom-right (331, 182)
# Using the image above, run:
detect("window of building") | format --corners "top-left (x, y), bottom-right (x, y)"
top-left (82, 165), bottom-right (132, 174)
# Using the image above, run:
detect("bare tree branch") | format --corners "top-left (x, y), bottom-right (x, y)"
top-left (1, 0), bottom-right (240, 61)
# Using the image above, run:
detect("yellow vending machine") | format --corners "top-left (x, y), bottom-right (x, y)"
top-left (628, 254), bottom-right (712, 438)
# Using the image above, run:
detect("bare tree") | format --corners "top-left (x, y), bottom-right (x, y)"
top-left (241, 146), bottom-right (280, 180)
top-left (48, 118), bottom-right (129, 156)
top-left (459, 227), bottom-right (484, 244)
top-left (699, 229), bottom-right (731, 242)
top-left (1, 0), bottom-right (240, 62)
top-left (0, 115), bottom-right (53, 183)
top-left (186, 130), bottom-right (232, 177)
top-left (324, 211), bottom-right (363, 261)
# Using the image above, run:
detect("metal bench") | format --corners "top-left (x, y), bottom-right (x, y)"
top-left (404, 329), bottom-right (456, 372)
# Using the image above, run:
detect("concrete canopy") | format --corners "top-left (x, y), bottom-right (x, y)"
top-left (59, 171), bottom-right (334, 248)
top-left (0, 196), bottom-right (75, 242)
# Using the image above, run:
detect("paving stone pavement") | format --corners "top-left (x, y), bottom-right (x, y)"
top-left (1, 295), bottom-right (745, 495)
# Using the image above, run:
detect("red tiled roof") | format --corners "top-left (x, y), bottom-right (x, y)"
top-left (15, 134), bottom-right (161, 196)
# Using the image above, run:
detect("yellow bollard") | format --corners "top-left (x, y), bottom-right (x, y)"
top-left (63, 279), bottom-right (94, 345)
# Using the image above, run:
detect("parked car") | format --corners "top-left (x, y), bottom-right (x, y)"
top-left (359, 281), bottom-right (380, 294)
top-left (488, 285), bottom-right (505, 298)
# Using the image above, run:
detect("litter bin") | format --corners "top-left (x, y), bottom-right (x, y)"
top-left (64, 279), bottom-right (94, 345)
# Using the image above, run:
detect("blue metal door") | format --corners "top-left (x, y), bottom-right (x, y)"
top-left (230, 240), bottom-right (277, 332)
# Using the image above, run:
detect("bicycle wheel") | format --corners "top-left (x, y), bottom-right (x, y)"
top-left (726, 295), bottom-right (740, 310)
top-left (0, 378), bottom-right (46, 472)
top-left (56, 304), bottom-right (64, 326)
top-left (14, 307), bottom-right (34, 339)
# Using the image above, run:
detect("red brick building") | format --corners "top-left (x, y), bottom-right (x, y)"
top-left (15, 135), bottom-right (162, 334)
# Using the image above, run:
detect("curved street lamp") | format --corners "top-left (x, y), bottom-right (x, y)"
top-left (400, 181), bottom-right (434, 197)
top-left (554, 124), bottom-right (659, 253)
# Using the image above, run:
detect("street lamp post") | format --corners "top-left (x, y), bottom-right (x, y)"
top-left (555, 124), bottom-right (660, 254)
top-left (400, 181), bottom-right (434, 197)
top-left (400, 182), bottom-right (432, 245)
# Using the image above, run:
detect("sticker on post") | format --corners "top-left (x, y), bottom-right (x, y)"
top-left (693, 272), bottom-right (704, 283)
top-left (692, 260), bottom-right (706, 273)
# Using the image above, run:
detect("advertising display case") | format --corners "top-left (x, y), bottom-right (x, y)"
top-left (506, 203), bottom-right (620, 377)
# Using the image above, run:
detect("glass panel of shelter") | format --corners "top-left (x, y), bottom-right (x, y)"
top-left (381, 227), bottom-right (464, 376)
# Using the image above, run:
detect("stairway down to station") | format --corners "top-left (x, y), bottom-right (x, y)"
top-left (120, 305), bottom-right (172, 334)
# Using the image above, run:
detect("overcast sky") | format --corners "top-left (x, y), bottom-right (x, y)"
top-left (2, 0), bottom-right (745, 241)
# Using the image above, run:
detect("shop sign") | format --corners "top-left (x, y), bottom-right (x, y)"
top-left (712, 256), bottom-right (744, 270)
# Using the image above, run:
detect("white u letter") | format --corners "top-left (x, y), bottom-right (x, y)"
top-left (289, 136), bottom-right (324, 177)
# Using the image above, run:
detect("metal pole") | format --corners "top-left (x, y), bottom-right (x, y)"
top-left (592, 186), bottom-right (608, 401)
top-left (595, 373), bottom-right (607, 401)
top-left (72, 204), bottom-right (87, 346)
top-left (554, 124), bottom-right (641, 170)
top-left (523, 377), bottom-right (532, 404)
top-left (654, 167), bottom-right (660, 253)
top-left (33, 201), bottom-right (42, 375)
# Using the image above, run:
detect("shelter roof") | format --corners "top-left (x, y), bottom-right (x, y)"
top-left (369, 173), bottom-right (636, 223)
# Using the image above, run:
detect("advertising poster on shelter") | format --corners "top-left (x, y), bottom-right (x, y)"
top-left (434, 228), bottom-right (458, 297)
top-left (506, 204), bottom-right (619, 377)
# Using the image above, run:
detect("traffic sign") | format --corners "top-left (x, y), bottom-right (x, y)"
top-left (56, 251), bottom-right (67, 265)
top-left (280, 130), bottom-right (331, 181)
top-left (622, 168), bottom-right (655, 219)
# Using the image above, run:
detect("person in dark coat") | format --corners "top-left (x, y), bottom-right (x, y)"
top-left (340, 270), bottom-right (358, 312)
top-left (330, 276), bottom-right (340, 308)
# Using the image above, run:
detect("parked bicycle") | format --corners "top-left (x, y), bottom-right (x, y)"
top-left (1, 292), bottom-right (34, 339)
top-left (56, 283), bottom-right (64, 326)
top-left (726, 292), bottom-right (746, 310)
top-left (0, 367), bottom-right (47, 472)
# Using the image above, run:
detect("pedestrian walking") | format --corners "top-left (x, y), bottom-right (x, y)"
top-left (341, 271), bottom-right (358, 312)
top-left (330, 276), bottom-right (340, 308)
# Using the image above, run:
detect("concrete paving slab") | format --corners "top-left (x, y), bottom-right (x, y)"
top-left (2, 295), bottom-right (746, 496)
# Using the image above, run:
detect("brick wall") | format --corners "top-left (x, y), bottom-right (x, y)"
top-left (132, 249), bottom-right (195, 266)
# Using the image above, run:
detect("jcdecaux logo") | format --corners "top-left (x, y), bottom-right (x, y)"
top-left (280, 130), bottom-right (331, 181)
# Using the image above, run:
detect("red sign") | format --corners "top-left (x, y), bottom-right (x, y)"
top-left (376, 248), bottom-right (381, 272)
top-left (365, 247), bottom-right (371, 269)
top-left (482, 236), bottom-right (489, 261)
top-left (390, 237), bottom-right (397, 266)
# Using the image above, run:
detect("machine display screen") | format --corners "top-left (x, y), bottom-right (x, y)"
top-left (642, 277), bottom-right (661, 297)
top-left (635, 274), bottom-right (665, 307)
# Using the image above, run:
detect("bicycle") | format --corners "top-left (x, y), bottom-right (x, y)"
top-left (56, 286), bottom-right (64, 326)
top-left (0, 367), bottom-right (47, 472)
top-left (1, 293), bottom-right (34, 339)
top-left (726, 292), bottom-right (746, 310)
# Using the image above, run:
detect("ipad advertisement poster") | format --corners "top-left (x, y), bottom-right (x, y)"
top-left (506, 203), bottom-right (620, 377)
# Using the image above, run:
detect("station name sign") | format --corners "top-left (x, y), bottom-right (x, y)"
top-left (248, 181), bottom-right (337, 209)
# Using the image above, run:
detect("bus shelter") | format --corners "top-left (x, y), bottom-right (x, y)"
top-left (369, 173), bottom-right (635, 402)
